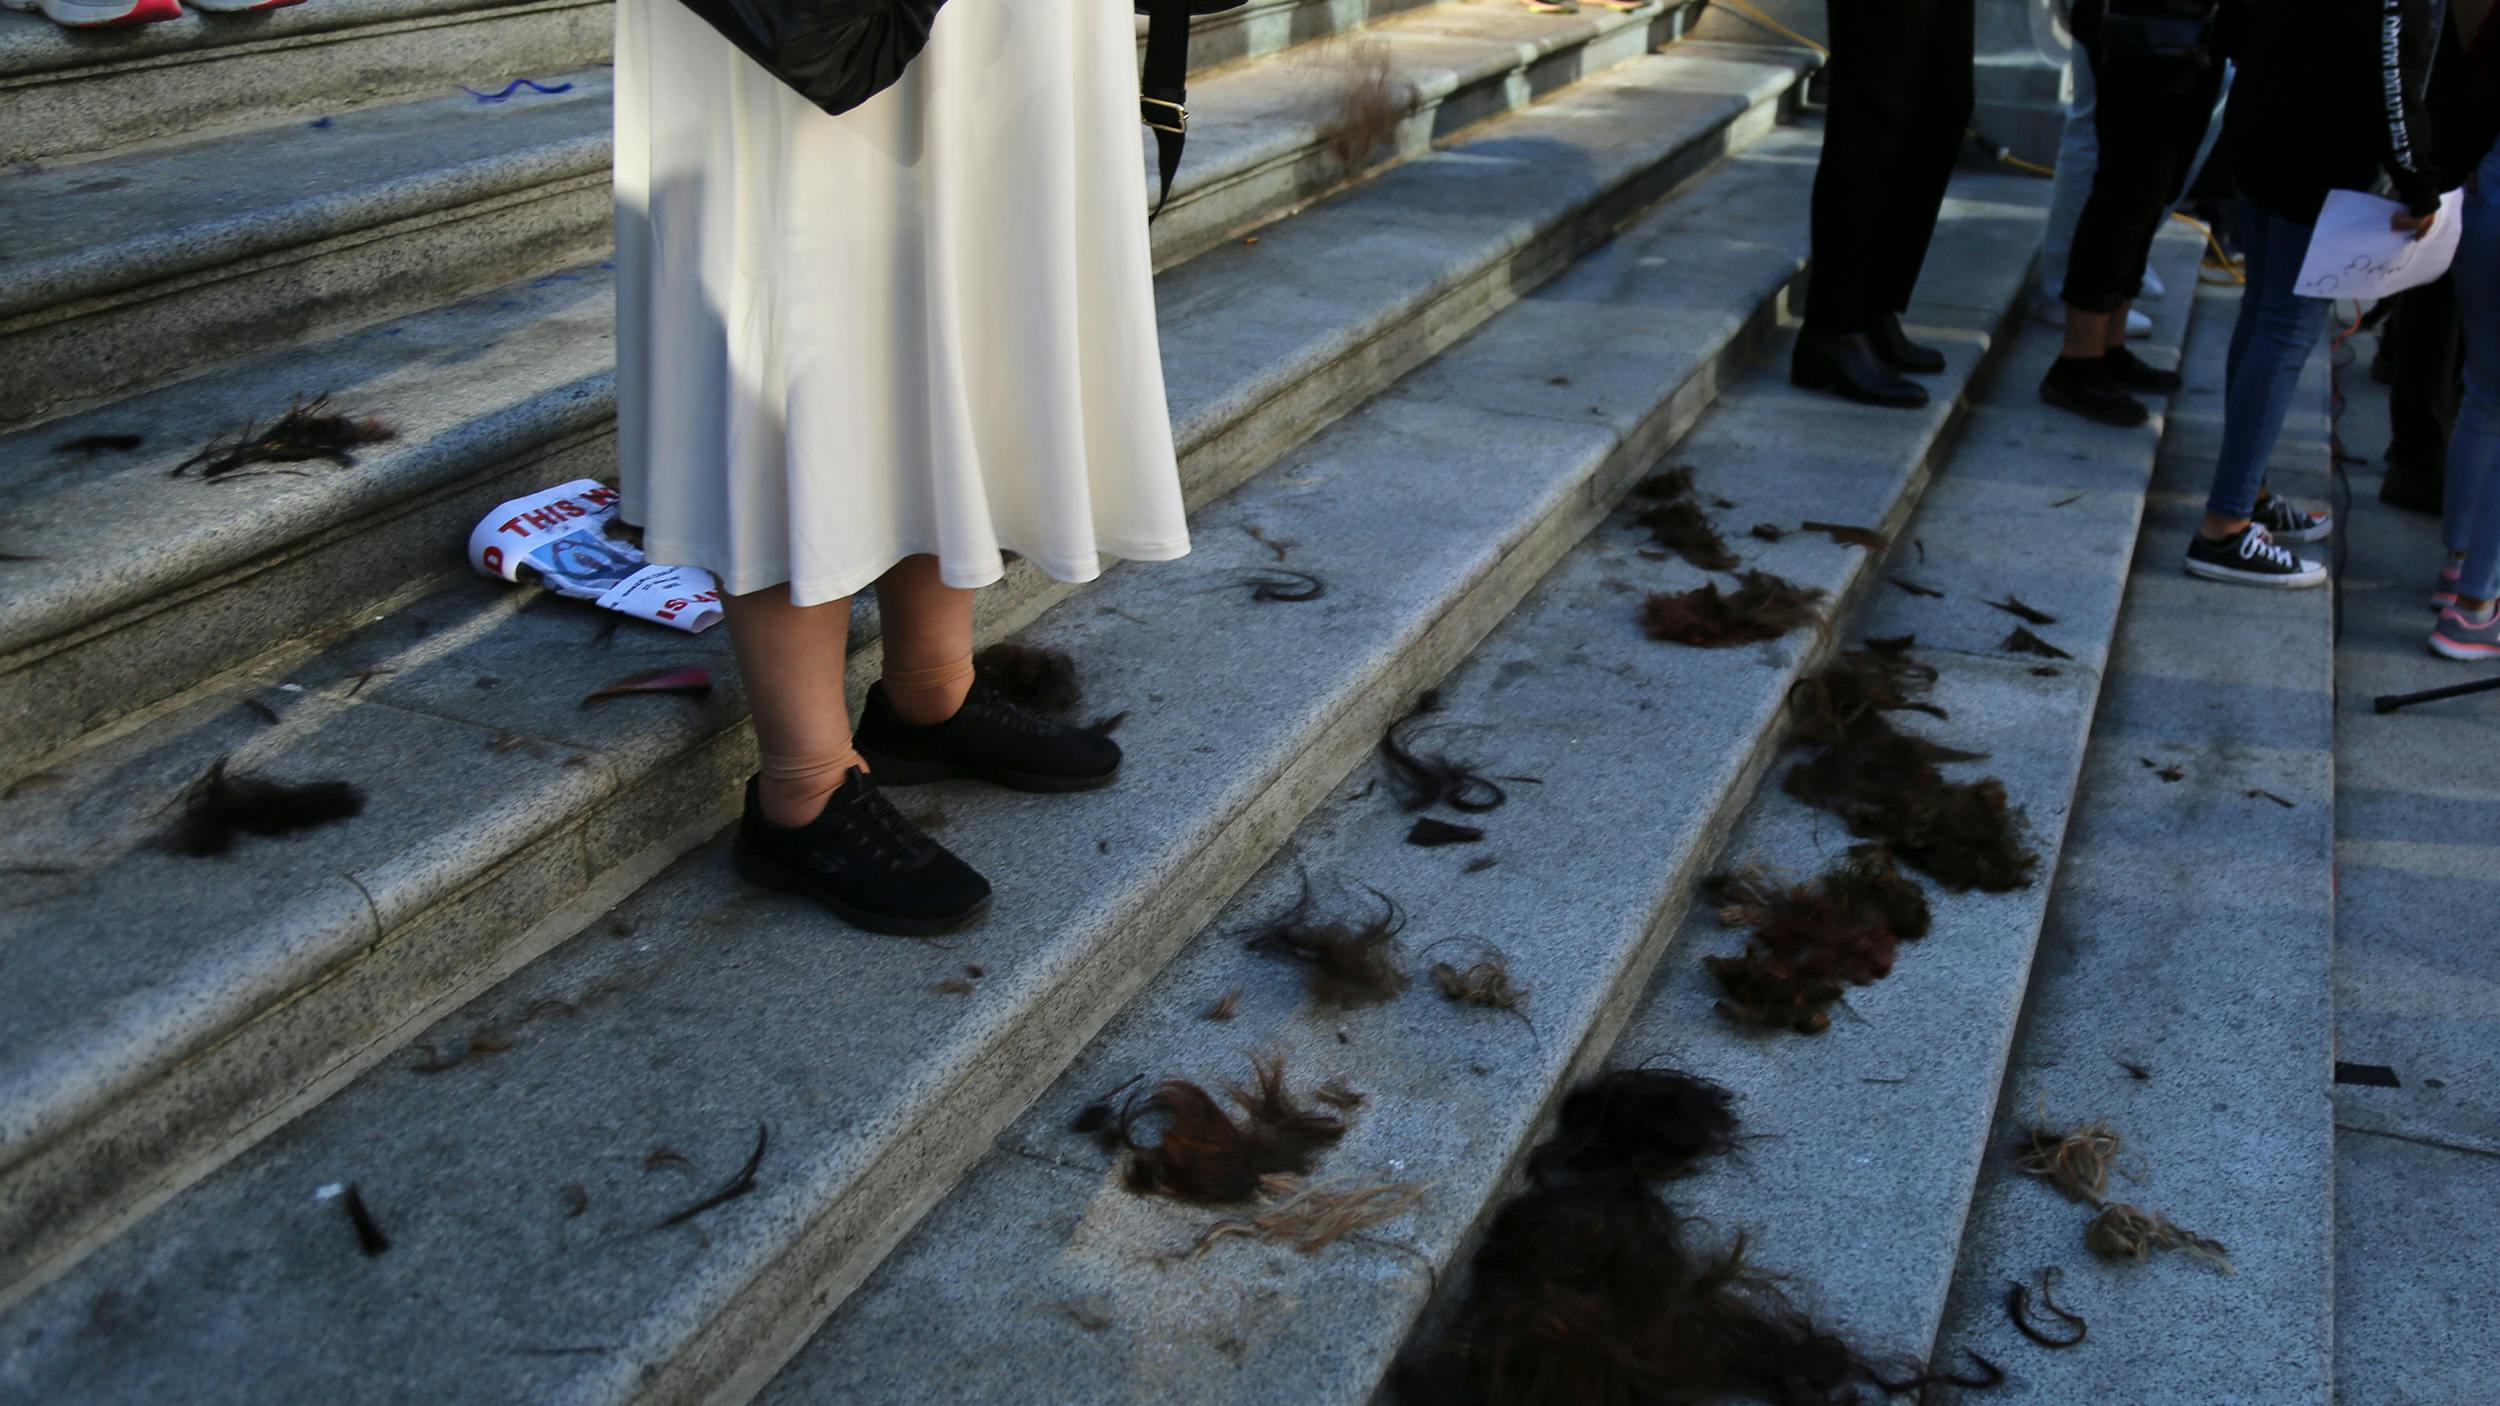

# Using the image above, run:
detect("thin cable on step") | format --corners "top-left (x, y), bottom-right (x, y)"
top-left (2173, 211), bottom-right (2247, 286)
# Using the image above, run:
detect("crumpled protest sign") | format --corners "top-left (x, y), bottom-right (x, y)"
top-left (469, 480), bottom-right (723, 633)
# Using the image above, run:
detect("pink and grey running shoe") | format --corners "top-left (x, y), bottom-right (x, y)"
top-left (2429, 603), bottom-right (2500, 661)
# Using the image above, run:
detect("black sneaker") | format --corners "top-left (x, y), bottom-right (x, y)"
top-left (2250, 491), bottom-right (2332, 543)
top-left (2184, 523), bottom-right (2327, 589)
top-left (2102, 345), bottom-right (2183, 394)
top-left (853, 679), bottom-right (1122, 792)
top-left (2040, 356), bottom-right (2148, 427)
top-left (733, 773), bottom-right (991, 936)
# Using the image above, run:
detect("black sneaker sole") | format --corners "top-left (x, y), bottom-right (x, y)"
top-left (1789, 359), bottom-right (1929, 409)
top-left (2039, 377), bottom-right (2148, 427)
top-left (732, 840), bottom-right (991, 937)
top-left (853, 747), bottom-right (1121, 793)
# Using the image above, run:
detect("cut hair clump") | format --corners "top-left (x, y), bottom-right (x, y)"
top-left (1246, 878), bottom-right (1412, 1007)
top-left (1380, 691), bottom-right (1506, 813)
top-left (1399, 1065), bottom-right (1987, 1404)
top-left (1115, 1051), bottom-right (1349, 1204)
top-left (1702, 845), bottom-right (1931, 1035)
top-left (158, 756), bottom-right (365, 857)
top-left (1782, 643), bottom-right (2040, 893)
top-left (1642, 571), bottom-right (1828, 648)
top-left (972, 643), bottom-right (1081, 713)
top-left (1631, 469), bottom-right (1740, 572)
top-left (173, 395), bottom-right (396, 480)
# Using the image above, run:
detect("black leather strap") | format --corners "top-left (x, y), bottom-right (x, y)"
top-left (1139, 0), bottom-right (1193, 217)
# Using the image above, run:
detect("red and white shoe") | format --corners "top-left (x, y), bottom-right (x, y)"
top-left (184, 0), bottom-right (308, 10)
top-left (1, 0), bottom-right (182, 27)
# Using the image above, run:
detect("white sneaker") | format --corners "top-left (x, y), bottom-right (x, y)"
top-left (2138, 265), bottom-right (2167, 301)
top-left (2, 0), bottom-right (180, 26)
top-left (2032, 298), bottom-right (2154, 341)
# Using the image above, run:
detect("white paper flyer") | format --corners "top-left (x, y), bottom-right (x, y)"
top-left (2293, 187), bottom-right (2465, 301)
top-left (468, 480), bottom-right (724, 634)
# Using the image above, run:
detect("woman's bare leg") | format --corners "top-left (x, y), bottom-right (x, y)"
top-left (721, 585), bottom-right (858, 827)
top-left (875, 554), bottom-right (979, 724)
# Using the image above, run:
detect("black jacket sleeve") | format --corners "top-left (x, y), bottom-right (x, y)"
top-left (2373, 0), bottom-right (2445, 211)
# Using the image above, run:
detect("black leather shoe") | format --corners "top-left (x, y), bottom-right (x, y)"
top-left (2103, 345), bottom-right (2183, 394)
top-left (1791, 331), bottom-right (1929, 409)
top-left (853, 679), bottom-right (1122, 792)
top-left (733, 773), bottom-right (990, 936)
top-left (2039, 355), bottom-right (2148, 427)
top-left (1869, 313), bottom-right (1947, 375)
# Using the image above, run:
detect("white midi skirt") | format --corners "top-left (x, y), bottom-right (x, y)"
top-left (613, 0), bottom-right (1191, 604)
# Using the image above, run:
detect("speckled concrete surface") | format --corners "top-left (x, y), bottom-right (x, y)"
top-left (2323, 323), bottom-right (2500, 1402)
top-left (1932, 277), bottom-right (2339, 1405)
top-left (758, 175), bottom-right (2051, 1405)
top-left (0, 108), bottom-right (1848, 1397)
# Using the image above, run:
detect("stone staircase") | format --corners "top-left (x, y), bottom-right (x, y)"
top-left (0, 4), bottom-right (2339, 1405)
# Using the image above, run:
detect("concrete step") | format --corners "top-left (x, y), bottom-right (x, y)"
top-left (0, 111), bottom-right (1829, 1405)
top-left (1515, 227), bottom-right (2211, 1374)
top-left (1929, 283), bottom-right (2337, 1404)
top-left (0, 67), bottom-right (615, 426)
top-left (0, 45), bottom-right (1810, 1314)
top-left (0, 0), bottom-right (1713, 425)
top-left (0, 40), bottom-right (1806, 771)
top-left (0, 0), bottom-right (1443, 169)
top-left (748, 163), bottom-right (2055, 1403)
top-left (0, 0), bottom-right (613, 166)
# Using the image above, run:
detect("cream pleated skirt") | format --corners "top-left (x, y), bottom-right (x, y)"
top-left (613, 0), bottom-right (1191, 604)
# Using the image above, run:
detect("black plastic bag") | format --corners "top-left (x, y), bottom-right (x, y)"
top-left (672, 0), bottom-right (948, 116)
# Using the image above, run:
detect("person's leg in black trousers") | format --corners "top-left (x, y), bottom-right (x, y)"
top-left (2382, 275), bottom-right (2462, 513)
top-left (2041, 4), bottom-right (2221, 427)
top-left (1793, 0), bottom-right (1976, 410)
top-left (1874, 0), bottom-right (1976, 335)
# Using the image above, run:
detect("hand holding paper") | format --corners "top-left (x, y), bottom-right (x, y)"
top-left (2294, 187), bottom-right (2465, 300)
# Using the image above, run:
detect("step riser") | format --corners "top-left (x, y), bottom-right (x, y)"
top-left (0, 1), bottom-right (613, 167)
top-left (1153, 4), bottom-right (1698, 272)
top-left (0, 407), bottom-right (615, 773)
top-left (1174, 0), bottom-right (1445, 76)
top-left (0, 62), bottom-right (1808, 1307)
top-left (0, 165), bottom-right (607, 428)
top-left (0, 64), bottom-right (1796, 777)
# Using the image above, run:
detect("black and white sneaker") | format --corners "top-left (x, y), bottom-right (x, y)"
top-left (2250, 492), bottom-right (2333, 543)
top-left (2185, 523), bottom-right (2327, 589)
top-left (733, 772), bottom-right (991, 936)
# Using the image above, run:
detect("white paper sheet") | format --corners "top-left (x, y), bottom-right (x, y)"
top-left (2293, 187), bottom-right (2465, 301)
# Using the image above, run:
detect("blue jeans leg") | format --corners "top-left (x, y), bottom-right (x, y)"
top-left (2448, 138), bottom-right (2500, 601)
top-left (2206, 200), bottom-right (2325, 522)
